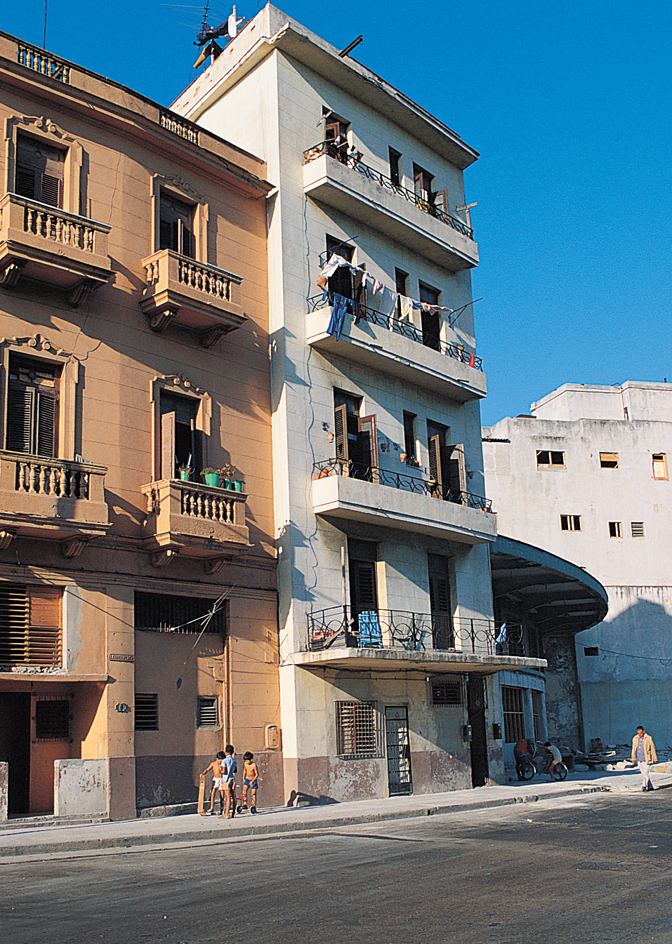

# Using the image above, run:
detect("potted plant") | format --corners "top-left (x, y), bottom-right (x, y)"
top-left (177, 463), bottom-right (192, 482)
top-left (200, 467), bottom-right (220, 487)
top-left (217, 463), bottom-right (234, 489)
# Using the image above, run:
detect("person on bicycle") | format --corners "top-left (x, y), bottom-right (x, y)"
top-left (513, 737), bottom-right (535, 781)
top-left (544, 741), bottom-right (563, 780)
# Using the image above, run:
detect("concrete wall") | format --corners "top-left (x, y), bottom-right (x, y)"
top-left (0, 761), bottom-right (7, 822)
top-left (54, 759), bottom-right (108, 817)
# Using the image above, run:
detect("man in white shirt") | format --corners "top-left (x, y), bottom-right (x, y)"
top-left (543, 741), bottom-right (563, 780)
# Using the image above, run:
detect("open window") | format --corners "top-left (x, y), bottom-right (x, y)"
top-left (324, 112), bottom-right (350, 163)
top-left (427, 421), bottom-right (466, 502)
top-left (389, 147), bottom-right (402, 186)
top-left (5, 117), bottom-right (83, 215)
top-left (151, 374), bottom-right (211, 483)
top-left (151, 175), bottom-right (208, 261)
top-left (14, 134), bottom-right (65, 208)
top-left (419, 282), bottom-right (441, 350)
top-left (428, 553), bottom-right (454, 649)
top-left (5, 354), bottom-right (60, 458)
top-left (334, 390), bottom-right (377, 479)
top-left (348, 538), bottom-right (379, 629)
top-left (403, 411), bottom-right (417, 464)
top-left (159, 191), bottom-right (195, 258)
top-left (413, 163), bottom-right (435, 207)
top-left (325, 235), bottom-right (354, 299)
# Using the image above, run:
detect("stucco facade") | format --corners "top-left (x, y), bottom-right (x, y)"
top-left (0, 33), bottom-right (281, 818)
top-left (173, 5), bottom-right (544, 801)
top-left (483, 382), bottom-right (672, 748)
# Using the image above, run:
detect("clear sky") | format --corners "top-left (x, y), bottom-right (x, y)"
top-left (4, 1), bottom-right (671, 424)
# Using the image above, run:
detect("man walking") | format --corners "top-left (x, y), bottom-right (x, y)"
top-left (631, 725), bottom-right (657, 792)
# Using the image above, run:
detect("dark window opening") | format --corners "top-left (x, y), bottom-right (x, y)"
top-left (419, 282), bottom-right (441, 350)
top-left (413, 163), bottom-right (435, 206)
top-left (584, 646), bottom-right (599, 657)
top-left (135, 592), bottom-right (226, 635)
top-left (334, 390), bottom-right (376, 479)
top-left (537, 450), bottom-right (565, 466)
top-left (348, 538), bottom-right (378, 630)
top-left (159, 191), bottom-right (195, 258)
top-left (428, 553), bottom-right (454, 649)
top-left (35, 700), bottom-right (70, 740)
top-left (599, 452), bottom-right (619, 469)
top-left (135, 693), bottom-right (158, 731)
top-left (325, 235), bottom-right (354, 298)
top-left (324, 113), bottom-right (350, 163)
top-left (427, 421), bottom-right (465, 502)
top-left (15, 134), bottom-right (65, 207)
top-left (431, 677), bottom-right (462, 706)
top-left (403, 411), bottom-right (417, 463)
top-left (560, 514), bottom-right (581, 531)
top-left (159, 390), bottom-right (202, 480)
top-left (502, 686), bottom-right (525, 743)
top-left (389, 147), bottom-right (401, 186)
top-left (6, 354), bottom-right (60, 458)
top-left (609, 521), bottom-right (622, 538)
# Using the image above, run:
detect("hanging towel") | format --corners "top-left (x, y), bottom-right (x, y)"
top-left (327, 293), bottom-right (349, 340)
top-left (320, 253), bottom-right (350, 280)
top-left (399, 295), bottom-right (414, 320)
top-left (377, 286), bottom-right (398, 319)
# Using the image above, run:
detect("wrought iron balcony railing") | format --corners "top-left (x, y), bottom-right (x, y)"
top-left (303, 141), bottom-right (474, 239)
top-left (313, 458), bottom-right (493, 512)
top-left (308, 292), bottom-right (482, 371)
top-left (306, 606), bottom-right (517, 654)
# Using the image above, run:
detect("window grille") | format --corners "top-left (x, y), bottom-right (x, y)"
top-left (135, 693), bottom-right (158, 730)
top-left (631, 521), bottom-right (645, 538)
top-left (336, 701), bottom-right (380, 758)
top-left (431, 677), bottom-right (462, 706)
top-left (0, 584), bottom-right (62, 666)
top-left (35, 699), bottom-right (70, 740)
top-left (135, 592), bottom-right (225, 635)
top-left (609, 521), bottom-right (622, 538)
top-left (197, 696), bottom-right (218, 727)
top-left (560, 515), bottom-right (581, 531)
top-left (501, 686), bottom-right (525, 743)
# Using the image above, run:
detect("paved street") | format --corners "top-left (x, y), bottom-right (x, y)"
top-left (1, 787), bottom-right (670, 944)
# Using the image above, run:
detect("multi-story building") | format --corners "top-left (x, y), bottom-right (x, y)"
top-left (172, 5), bottom-right (545, 800)
top-left (483, 381), bottom-right (672, 748)
top-left (0, 33), bottom-right (281, 818)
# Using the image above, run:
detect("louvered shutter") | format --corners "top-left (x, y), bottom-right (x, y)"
top-left (350, 561), bottom-right (377, 616)
top-left (0, 584), bottom-right (29, 665)
top-left (40, 175), bottom-right (62, 208)
top-left (446, 444), bottom-right (467, 498)
top-left (35, 393), bottom-right (56, 458)
top-left (29, 586), bottom-right (62, 666)
top-left (428, 434), bottom-right (442, 485)
top-left (334, 403), bottom-right (349, 461)
top-left (15, 166), bottom-right (37, 199)
top-left (180, 220), bottom-right (195, 258)
top-left (161, 411), bottom-right (176, 480)
top-left (358, 414), bottom-right (378, 471)
top-left (6, 385), bottom-right (33, 453)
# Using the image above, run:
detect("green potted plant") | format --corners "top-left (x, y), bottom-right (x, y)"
top-left (177, 463), bottom-right (192, 482)
top-left (200, 467), bottom-right (220, 487)
top-left (217, 463), bottom-right (234, 489)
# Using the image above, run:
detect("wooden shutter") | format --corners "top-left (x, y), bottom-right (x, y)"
top-left (161, 411), bottom-right (176, 480)
top-left (6, 385), bottom-right (33, 453)
top-left (16, 136), bottom-right (64, 208)
top-left (358, 414), bottom-right (378, 471)
top-left (350, 560), bottom-right (378, 617)
top-left (334, 403), bottom-right (349, 461)
top-left (35, 392), bottom-right (56, 458)
top-left (428, 433), bottom-right (442, 486)
top-left (446, 444), bottom-right (467, 496)
top-left (434, 189), bottom-right (449, 213)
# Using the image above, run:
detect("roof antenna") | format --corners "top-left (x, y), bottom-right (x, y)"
top-left (339, 36), bottom-right (363, 58)
top-left (194, 4), bottom-right (245, 68)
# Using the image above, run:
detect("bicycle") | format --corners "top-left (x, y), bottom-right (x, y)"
top-left (521, 753), bottom-right (568, 782)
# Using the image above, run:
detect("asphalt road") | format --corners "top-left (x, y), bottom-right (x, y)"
top-left (2, 788), bottom-right (670, 944)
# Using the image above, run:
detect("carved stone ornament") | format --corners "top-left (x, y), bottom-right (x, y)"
top-left (0, 261), bottom-right (26, 288)
top-left (0, 530), bottom-right (17, 550)
top-left (61, 537), bottom-right (89, 558)
top-left (67, 279), bottom-right (98, 309)
top-left (200, 325), bottom-right (232, 349)
top-left (204, 556), bottom-right (229, 574)
top-left (148, 309), bottom-right (178, 333)
top-left (13, 114), bottom-right (72, 142)
top-left (0, 333), bottom-right (71, 358)
top-left (159, 174), bottom-right (204, 205)
top-left (151, 548), bottom-right (178, 568)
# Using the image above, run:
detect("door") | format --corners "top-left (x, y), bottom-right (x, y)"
top-left (428, 554), bottom-right (454, 649)
top-left (0, 692), bottom-right (31, 814)
top-left (467, 676), bottom-right (489, 787)
top-left (385, 706), bottom-right (412, 796)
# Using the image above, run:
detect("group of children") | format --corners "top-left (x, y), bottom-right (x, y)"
top-left (201, 746), bottom-right (259, 818)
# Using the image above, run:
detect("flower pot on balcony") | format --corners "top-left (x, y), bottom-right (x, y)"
top-left (179, 470), bottom-right (191, 481)
top-left (204, 473), bottom-right (219, 487)
top-left (233, 480), bottom-right (244, 492)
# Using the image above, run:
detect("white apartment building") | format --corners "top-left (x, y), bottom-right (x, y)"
top-left (173, 5), bottom-right (545, 800)
top-left (483, 381), bottom-right (672, 748)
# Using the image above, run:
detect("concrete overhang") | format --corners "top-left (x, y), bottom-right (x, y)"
top-left (289, 648), bottom-right (545, 675)
top-left (490, 535), bottom-right (608, 635)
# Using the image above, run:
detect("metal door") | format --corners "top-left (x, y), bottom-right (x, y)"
top-left (385, 706), bottom-right (412, 796)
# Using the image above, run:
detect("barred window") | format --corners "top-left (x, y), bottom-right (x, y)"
top-left (336, 701), bottom-right (380, 758)
top-left (0, 583), bottom-right (62, 667)
top-left (631, 521), bottom-right (645, 538)
top-left (560, 514), bottom-right (581, 531)
top-left (537, 450), bottom-right (565, 466)
top-left (35, 700), bottom-right (70, 740)
top-left (135, 592), bottom-right (225, 635)
top-left (431, 677), bottom-right (462, 706)
top-left (197, 696), bottom-right (219, 727)
top-left (135, 693), bottom-right (158, 730)
top-left (501, 686), bottom-right (525, 743)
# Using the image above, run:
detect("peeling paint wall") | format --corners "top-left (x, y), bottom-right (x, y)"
top-left (54, 759), bottom-right (108, 817)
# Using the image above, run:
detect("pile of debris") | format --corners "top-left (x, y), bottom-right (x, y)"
top-left (570, 738), bottom-right (672, 773)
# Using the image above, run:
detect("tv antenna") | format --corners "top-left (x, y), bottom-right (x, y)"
top-left (194, 3), bottom-right (244, 68)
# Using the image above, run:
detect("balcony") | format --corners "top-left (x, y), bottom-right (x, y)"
top-left (0, 194), bottom-right (112, 305)
top-left (303, 143), bottom-right (479, 272)
top-left (140, 250), bottom-right (245, 347)
top-left (307, 293), bottom-right (486, 401)
top-left (312, 460), bottom-right (496, 545)
top-left (292, 607), bottom-right (541, 674)
top-left (0, 452), bottom-right (109, 549)
top-left (141, 479), bottom-right (250, 564)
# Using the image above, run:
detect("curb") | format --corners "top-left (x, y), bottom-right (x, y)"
top-left (0, 784), bottom-right (609, 860)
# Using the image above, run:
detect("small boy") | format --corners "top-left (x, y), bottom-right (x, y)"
top-left (201, 750), bottom-right (226, 815)
top-left (237, 752), bottom-right (260, 814)
top-left (222, 744), bottom-right (237, 818)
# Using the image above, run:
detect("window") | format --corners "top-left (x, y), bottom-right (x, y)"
top-left (431, 677), bottom-right (461, 706)
top-left (35, 700), bottom-right (70, 740)
top-left (336, 701), bottom-right (380, 758)
top-left (560, 515), bottom-right (581, 531)
top-left (324, 113), bottom-right (350, 162)
top-left (348, 538), bottom-right (378, 625)
top-left (403, 411), bottom-right (417, 463)
top-left (600, 452), bottom-right (619, 469)
top-left (501, 686), bottom-right (525, 743)
top-left (413, 163), bottom-right (434, 206)
top-left (653, 454), bottom-right (668, 480)
top-left (389, 147), bottom-right (402, 186)
top-left (419, 282), bottom-right (441, 350)
top-left (6, 355), bottom-right (60, 457)
top-left (135, 592), bottom-right (226, 636)
top-left (160, 390), bottom-right (202, 480)
top-left (609, 521), bottom-right (623, 538)
top-left (584, 646), bottom-right (599, 657)
top-left (325, 235), bottom-right (354, 298)
top-left (537, 450), bottom-right (565, 466)
top-left (159, 191), bottom-right (195, 258)
top-left (427, 421), bottom-right (465, 502)
top-left (334, 389), bottom-right (377, 478)
top-left (197, 696), bottom-right (219, 727)
top-left (428, 554), bottom-right (454, 650)
top-left (135, 694), bottom-right (159, 730)
top-left (15, 134), bottom-right (65, 207)
top-left (631, 521), bottom-right (645, 538)
top-left (0, 584), bottom-right (62, 667)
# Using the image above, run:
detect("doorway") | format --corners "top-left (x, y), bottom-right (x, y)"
top-left (385, 706), bottom-right (412, 795)
top-left (467, 676), bottom-right (489, 787)
top-left (0, 692), bottom-right (31, 814)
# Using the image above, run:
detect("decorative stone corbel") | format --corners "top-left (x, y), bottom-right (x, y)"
top-left (0, 261), bottom-right (26, 288)
top-left (200, 324), bottom-right (231, 349)
top-left (204, 556), bottom-right (228, 575)
top-left (148, 308), bottom-right (178, 333)
top-left (67, 278), bottom-right (98, 308)
top-left (61, 537), bottom-right (89, 558)
top-left (0, 530), bottom-right (17, 550)
top-left (151, 548), bottom-right (177, 567)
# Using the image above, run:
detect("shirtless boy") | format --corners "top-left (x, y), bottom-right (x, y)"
top-left (237, 752), bottom-right (259, 814)
top-left (201, 750), bottom-right (226, 815)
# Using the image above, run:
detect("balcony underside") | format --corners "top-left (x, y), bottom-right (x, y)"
top-left (303, 156), bottom-right (479, 272)
top-left (306, 308), bottom-right (486, 401)
top-left (289, 648), bottom-right (545, 674)
top-left (313, 474), bottom-right (496, 544)
top-left (140, 287), bottom-right (246, 335)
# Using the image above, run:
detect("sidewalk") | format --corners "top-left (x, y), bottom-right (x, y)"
top-left (1, 766), bottom-right (670, 862)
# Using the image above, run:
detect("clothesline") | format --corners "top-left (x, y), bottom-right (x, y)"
top-left (316, 253), bottom-right (480, 326)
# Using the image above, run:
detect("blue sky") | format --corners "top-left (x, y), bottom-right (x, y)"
top-left (4, 1), bottom-right (671, 424)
